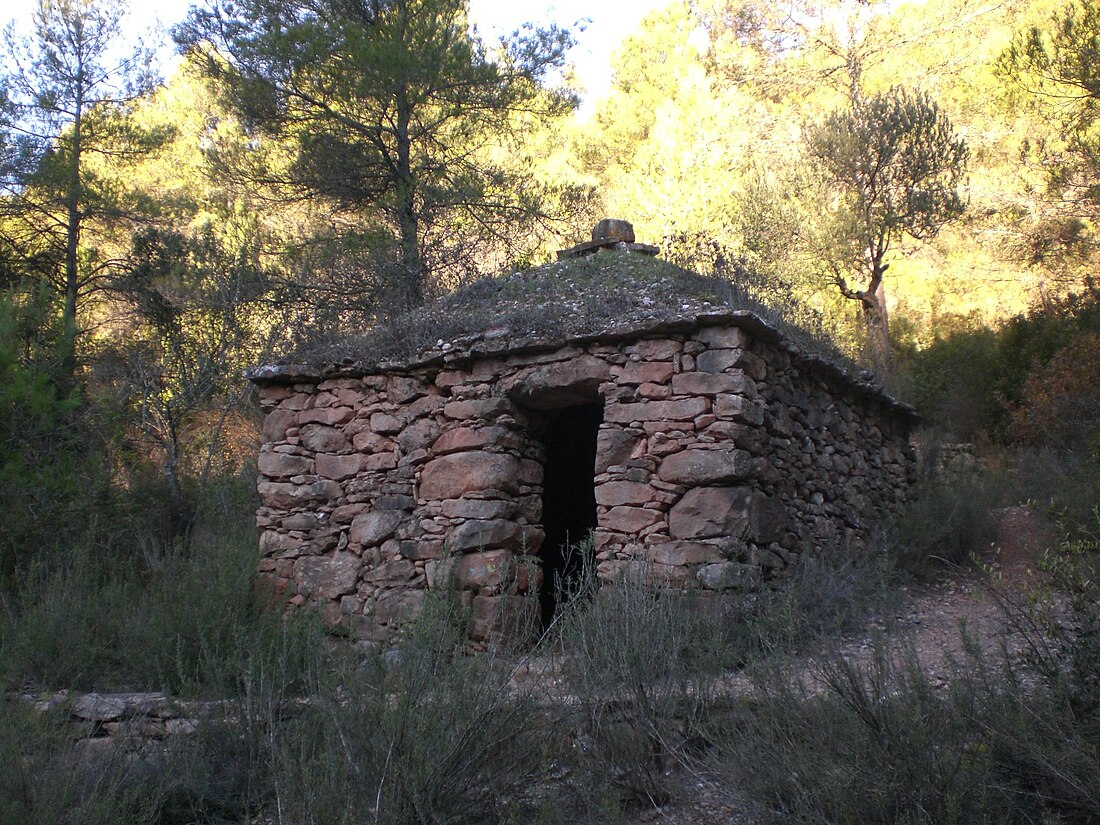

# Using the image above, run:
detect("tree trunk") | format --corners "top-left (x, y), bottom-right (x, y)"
top-left (394, 84), bottom-right (423, 310)
top-left (833, 259), bottom-right (893, 379)
top-left (862, 276), bottom-right (892, 379)
top-left (61, 76), bottom-right (84, 382)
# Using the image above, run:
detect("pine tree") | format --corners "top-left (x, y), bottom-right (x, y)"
top-left (176, 0), bottom-right (575, 310)
top-left (0, 0), bottom-right (160, 381)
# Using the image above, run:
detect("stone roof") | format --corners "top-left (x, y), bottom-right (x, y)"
top-left (248, 250), bottom-right (918, 421)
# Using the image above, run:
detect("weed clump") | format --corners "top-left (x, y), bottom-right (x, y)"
top-left (0, 471), bottom-right (319, 697)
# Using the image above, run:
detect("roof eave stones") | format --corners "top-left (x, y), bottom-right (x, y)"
top-left (245, 309), bottom-right (920, 424)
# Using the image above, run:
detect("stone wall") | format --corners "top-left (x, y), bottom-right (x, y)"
top-left (252, 314), bottom-right (916, 645)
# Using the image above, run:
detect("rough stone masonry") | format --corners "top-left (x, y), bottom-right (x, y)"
top-left (248, 264), bottom-right (918, 647)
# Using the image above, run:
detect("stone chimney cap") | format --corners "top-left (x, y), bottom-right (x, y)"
top-left (592, 218), bottom-right (635, 244)
top-left (557, 218), bottom-right (659, 260)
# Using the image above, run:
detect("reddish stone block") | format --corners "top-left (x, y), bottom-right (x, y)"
top-left (668, 486), bottom-right (787, 543)
top-left (714, 394), bottom-right (765, 426)
top-left (671, 371), bottom-right (757, 397)
top-left (257, 480), bottom-right (341, 508)
top-left (364, 453), bottom-right (398, 471)
top-left (419, 452), bottom-right (526, 500)
top-left (397, 419), bottom-right (441, 453)
top-left (442, 397), bottom-right (515, 419)
top-left (601, 505), bottom-right (663, 533)
top-left (604, 397), bottom-right (708, 424)
top-left (645, 541), bottom-right (725, 566)
top-left (316, 453), bottom-right (364, 480)
top-left (432, 426), bottom-right (523, 455)
top-left (595, 427), bottom-right (642, 473)
top-left (299, 406), bottom-right (354, 426)
top-left (262, 409), bottom-right (297, 442)
top-left (352, 431), bottom-right (392, 452)
top-left (594, 481), bottom-right (655, 507)
top-left (257, 451), bottom-right (313, 478)
top-left (370, 590), bottom-right (426, 625)
top-left (631, 339), bottom-right (683, 360)
top-left (614, 360), bottom-right (674, 385)
top-left (299, 424), bottom-right (351, 453)
top-left (350, 510), bottom-right (404, 547)
top-left (657, 447), bottom-right (754, 485)
top-left (296, 552), bottom-right (360, 599)
top-left (364, 559), bottom-right (416, 584)
top-left (695, 326), bottom-right (751, 349)
top-left (369, 412), bottom-right (404, 434)
top-left (454, 550), bottom-right (513, 591)
top-left (501, 355), bottom-right (609, 408)
top-left (445, 519), bottom-right (522, 553)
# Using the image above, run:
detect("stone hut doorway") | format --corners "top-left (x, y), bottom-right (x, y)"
top-left (536, 403), bottom-right (602, 627)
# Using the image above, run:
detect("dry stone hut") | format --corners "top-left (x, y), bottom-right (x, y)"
top-left (248, 223), bottom-right (918, 645)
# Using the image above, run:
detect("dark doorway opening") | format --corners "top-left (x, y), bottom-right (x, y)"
top-left (538, 403), bottom-right (602, 629)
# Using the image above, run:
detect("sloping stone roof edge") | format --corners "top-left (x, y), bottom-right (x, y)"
top-left (245, 309), bottom-right (920, 423)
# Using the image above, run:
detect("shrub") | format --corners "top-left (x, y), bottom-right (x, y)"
top-left (544, 541), bottom-right (759, 816)
top-left (713, 504), bottom-right (1100, 825)
top-left (1009, 331), bottom-right (1100, 452)
top-left (531, 528), bottom-right (923, 819)
top-left (716, 641), bottom-right (1016, 824)
top-left (268, 585), bottom-right (555, 825)
top-left (0, 290), bottom-right (103, 591)
top-left (1013, 447), bottom-right (1100, 541)
top-left (885, 459), bottom-right (1007, 577)
top-left (896, 283), bottom-right (1100, 444)
top-left (896, 323), bottom-right (1009, 441)
top-left (1008, 507), bottom-right (1100, 718)
top-left (0, 471), bottom-right (320, 697)
top-left (748, 540), bottom-right (894, 655)
top-left (0, 699), bottom-right (165, 825)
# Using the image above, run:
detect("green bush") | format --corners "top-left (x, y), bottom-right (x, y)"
top-left (717, 642), bottom-right (1013, 824)
top-left (0, 289), bottom-right (103, 591)
top-left (1009, 507), bottom-right (1100, 718)
top-left (897, 283), bottom-right (1100, 444)
top-left (0, 471), bottom-right (320, 697)
top-left (0, 621), bottom-right (317, 825)
top-left (717, 636), bottom-right (1100, 823)
top-left (1014, 447), bottom-right (1100, 541)
top-left (1009, 332), bottom-right (1100, 451)
top-left (549, 558), bottom-right (729, 813)
top-left (268, 587), bottom-right (555, 825)
top-left (896, 323), bottom-right (1009, 441)
top-left (0, 699), bottom-right (165, 825)
top-left (885, 458), bottom-right (1007, 577)
top-left (2, 539), bottom-right (558, 824)
top-left (747, 541), bottom-right (894, 656)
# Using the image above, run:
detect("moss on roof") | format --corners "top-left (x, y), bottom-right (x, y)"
top-left (250, 251), bottom-right (919, 419)
top-left (291, 251), bottom-right (850, 373)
